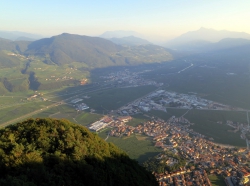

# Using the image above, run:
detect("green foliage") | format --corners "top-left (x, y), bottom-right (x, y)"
top-left (143, 151), bottom-right (186, 174)
top-left (104, 134), bottom-right (162, 164)
top-left (208, 174), bottom-right (226, 186)
top-left (0, 118), bottom-right (158, 186)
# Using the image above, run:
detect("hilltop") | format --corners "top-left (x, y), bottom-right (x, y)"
top-left (24, 33), bottom-right (172, 66)
top-left (0, 118), bottom-right (158, 186)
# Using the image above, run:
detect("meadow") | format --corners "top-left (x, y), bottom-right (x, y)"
top-left (185, 109), bottom-right (246, 147)
top-left (105, 134), bottom-right (162, 164)
top-left (83, 85), bottom-right (157, 113)
top-left (126, 113), bottom-right (149, 126)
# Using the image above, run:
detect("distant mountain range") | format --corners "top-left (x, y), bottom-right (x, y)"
top-left (166, 27), bottom-right (250, 51)
top-left (100, 30), bottom-right (144, 39)
top-left (1, 29), bottom-right (250, 93)
top-left (168, 38), bottom-right (250, 53)
top-left (109, 36), bottom-right (151, 46)
top-left (24, 33), bottom-right (172, 67)
top-left (0, 31), bottom-right (43, 41)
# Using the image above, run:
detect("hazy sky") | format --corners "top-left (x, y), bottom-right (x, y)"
top-left (1, 0), bottom-right (250, 41)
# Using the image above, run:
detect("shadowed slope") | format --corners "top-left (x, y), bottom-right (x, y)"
top-left (0, 118), bottom-right (158, 186)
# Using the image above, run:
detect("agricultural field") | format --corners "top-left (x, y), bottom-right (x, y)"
top-left (84, 85), bottom-right (157, 114)
top-left (185, 109), bottom-right (246, 147)
top-left (148, 109), bottom-right (189, 121)
top-left (142, 58), bottom-right (250, 110)
top-left (29, 60), bottom-right (89, 84)
top-left (0, 100), bottom-right (52, 126)
top-left (33, 104), bottom-right (102, 126)
top-left (105, 134), bottom-right (162, 164)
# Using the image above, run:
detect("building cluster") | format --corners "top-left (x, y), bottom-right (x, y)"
top-left (70, 98), bottom-right (90, 111)
top-left (107, 114), bottom-right (250, 186)
top-left (118, 90), bottom-right (239, 117)
top-left (8, 52), bottom-right (28, 59)
top-left (88, 116), bottom-right (132, 132)
top-left (45, 75), bottom-right (74, 81)
top-left (157, 169), bottom-right (212, 186)
top-left (43, 67), bottom-right (78, 82)
top-left (75, 103), bottom-right (89, 111)
top-left (101, 69), bottom-right (163, 87)
top-left (70, 98), bottom-right (83, 104)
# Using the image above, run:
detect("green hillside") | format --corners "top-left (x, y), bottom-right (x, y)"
top-left (0, 34), bottom-right (173, 93)
top-left (25, 33), bottom-right (173, 67)
top-left (0, 38), bottom-right (30, 52)
top-left (0, 118), bottom-right (158, 186)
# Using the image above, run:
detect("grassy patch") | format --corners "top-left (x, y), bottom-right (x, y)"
top-left (127, 114), bottom-right (149, 127)
top-left (208, 174), bottom-right (226, 186)
top-left (106, 134), bottom-right (161, 164)
top-left (75, 112), bottom-right (103, 126)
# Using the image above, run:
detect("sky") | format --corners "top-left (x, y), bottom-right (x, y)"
top-left (1, 0), bottom-right (250, 41)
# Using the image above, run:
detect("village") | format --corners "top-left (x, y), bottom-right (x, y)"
top-left (88, 114), bottom-right (250, 186)
top-left (101, 69), bottom-right (163, 87)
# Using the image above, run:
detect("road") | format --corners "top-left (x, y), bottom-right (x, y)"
top-left (0, 82), bottom-right (140, 127)
top-left (178, 63), bottom-right (194, 73)
top-left (105, 132), bottom-right (110, 141)
top-left (0, 102), bottom-right (62, 128)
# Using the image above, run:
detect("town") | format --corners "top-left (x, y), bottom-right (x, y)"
top-left (88, 114), bottom-right (250, 186)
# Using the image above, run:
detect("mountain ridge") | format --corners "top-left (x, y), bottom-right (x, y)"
top-left (24, 33), bottom-right (173, 67)
top-left (100, 30), bottom-right (144, 39)
top-left (109, 36), bottom-right (151, 46)
top-left (166, 27), bottom-right (250, 50)
top-left (0, 30), bottom-right (43, 41)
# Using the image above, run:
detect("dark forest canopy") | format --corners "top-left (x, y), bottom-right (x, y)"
top-left (0, 118), bottom-right (158, 186)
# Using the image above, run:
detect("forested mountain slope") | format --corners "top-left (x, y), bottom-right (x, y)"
top-left (0, 118), bottom-right (158, 186)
